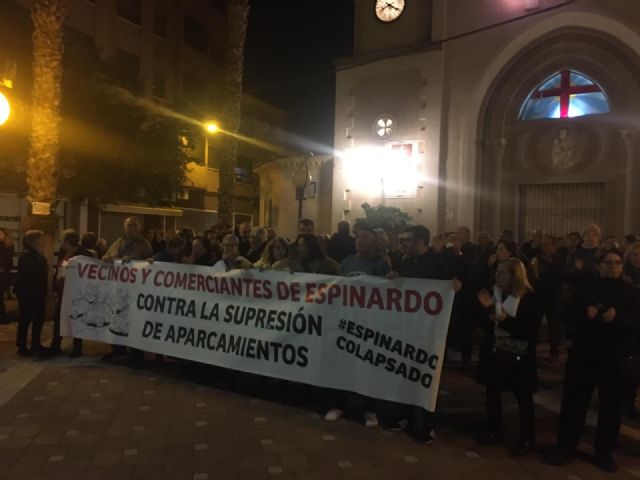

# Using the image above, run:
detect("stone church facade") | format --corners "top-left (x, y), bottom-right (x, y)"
top-left (331, 0), bottom-right (640, 240)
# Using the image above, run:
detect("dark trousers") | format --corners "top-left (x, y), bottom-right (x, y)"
top-left (486, 385), bottom-right (535, 441)
top-left (16, 296), bottom-right (45, 350)
top-left (544, 293), bottom-right (565, 353)
top-left (557, 352), bottom-right (624, 457)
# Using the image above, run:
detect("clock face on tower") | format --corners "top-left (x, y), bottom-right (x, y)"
top-left (375, 0), bottom-right (406, 23)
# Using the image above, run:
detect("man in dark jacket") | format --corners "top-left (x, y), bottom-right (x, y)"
top-left (548, 249), bottom-right (640, 472)
top-left (533, 235), bottom-right (567, 361)
top-left (385, 225), bottom-right (460, 444)
top-left (245, 227), bottom-right (268, 264)
top-left (327, 221), bottom-right (356, 263)
top-left (15, 230), bottom-right (48, 356)
top-left (564, 224), bottom-right (602, 286)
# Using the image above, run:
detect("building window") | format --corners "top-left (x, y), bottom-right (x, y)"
top-left (182, 73), bottom-right (208, 102)
top-left (115, 48), bottom-right (140, 93)
top-left (152, 72), bottom-right (166, 98)
top-left (117, 0), bottom-right (141, 25)
top-left (154, 12), bottom-right (168, 38)
top-left (235, 155), bottom-right (253, 184)
top-left (184, 16), bottom-right (209, 53)
top-left (520, 70), bottom-right (610, 120)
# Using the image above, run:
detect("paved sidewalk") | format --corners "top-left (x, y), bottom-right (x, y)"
top-left (0, 318), bottom-right (639, 480)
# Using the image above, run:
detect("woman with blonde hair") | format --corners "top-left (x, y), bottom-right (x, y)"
top-left (477, 258), bottom-right (544, 456)
top-left (253, 236), bottom-right (291, 271)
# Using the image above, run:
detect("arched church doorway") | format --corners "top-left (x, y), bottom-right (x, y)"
top-left (477, 28), bottom-right (640, 241)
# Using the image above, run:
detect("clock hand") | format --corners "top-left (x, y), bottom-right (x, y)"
top-left (385, 3), bottom-right (400, 11)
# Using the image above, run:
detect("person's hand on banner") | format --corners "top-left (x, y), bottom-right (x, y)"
top-left (102, 256), bottom-right (114, 264)
top-left (122, 256), bottom-right (134, 263)
top-left (386, 271), bottom-right (399, 279)
top-left (477, 289), bottom-right (492, 308)
top-left (452, 277), bottom-right (462, 293)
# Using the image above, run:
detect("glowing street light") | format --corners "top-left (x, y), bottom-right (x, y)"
top-left (0, 91), bottom-right (10, 126)
top-left (205, 122), bottom-right (219, 134)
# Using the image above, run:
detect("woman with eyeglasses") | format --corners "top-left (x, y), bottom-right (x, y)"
top-left (548, 249), bottom-right (640, 473)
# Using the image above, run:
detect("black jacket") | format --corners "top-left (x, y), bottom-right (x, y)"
top-left (16, 247), bottom-right (48, 301)
top-left (398, 250), bottom-right (450, 280)
top-left (327, 233), bottom-right (356, 263)
top-left (566, 275), bottom-right (640, 360)
top-left (477, 292), bottom-right (544, 393)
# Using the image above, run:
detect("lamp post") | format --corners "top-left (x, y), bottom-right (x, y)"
top-left (203, 121), bottom-right (219, 167)
top-left (291, 155), bottom-right (311, 221)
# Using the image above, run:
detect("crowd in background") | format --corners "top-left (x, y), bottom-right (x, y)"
top-left (1, 216), bottom-right (639, 473)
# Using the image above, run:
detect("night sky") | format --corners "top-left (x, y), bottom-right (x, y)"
top-left (244, 0), bottom-right (354, 154)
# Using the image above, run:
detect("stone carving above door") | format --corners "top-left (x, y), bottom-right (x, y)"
top-left (528, 125), bottom-right (596, 174)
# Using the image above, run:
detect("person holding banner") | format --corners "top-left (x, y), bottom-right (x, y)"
top-left (101, 217), bottom-right (153, 363)
top-left (476, 258), bottom-right (543, 456)
top-left (385, 225), bottom-right (455, 444)
top-left (51, 229), bottom-right (95, 358)
top-left (254, 237), bottom-right (291, 271)
top-left (216, 234), bottom-right (253, 271)
top-left (324, 226), bottom-right (390, 428)
top-left (292, 234), bottom-right (338, 275)
top-left (188, 236), bottom-right (219, 267)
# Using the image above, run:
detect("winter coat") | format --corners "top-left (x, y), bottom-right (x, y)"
top-left (477, 292), bottom-right (544, 393)
top-left (16, 247), bottom-right (48, 302)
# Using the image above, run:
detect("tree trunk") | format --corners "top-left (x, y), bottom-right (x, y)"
top-left (25, 0), bottom-right (70, 258)
top-left (218, 0), bottom-right (249, 229)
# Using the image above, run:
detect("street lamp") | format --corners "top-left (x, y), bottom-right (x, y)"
top-left (205, 122), bottom-right (219, 134)
top-left (0, 91), bottom-right (10, 126)
top-left (204, 121), bottom-right (219, 167)
top-left (291, 155), bottom-right (311, 221)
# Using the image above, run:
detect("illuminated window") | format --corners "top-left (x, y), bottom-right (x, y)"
top-left (520, 70), bottom-right (609, 120)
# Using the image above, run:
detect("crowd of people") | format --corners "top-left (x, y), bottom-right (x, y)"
top-left (3, 216), bottom-right (639, 473)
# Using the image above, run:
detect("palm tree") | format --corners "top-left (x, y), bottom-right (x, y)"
top-left (25, 0), bottom-right (70, 239)
top-left (217, 0), bottom-right (249, 229)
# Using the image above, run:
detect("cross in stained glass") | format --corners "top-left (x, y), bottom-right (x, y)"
top-left (529, 70), bottom-right (601, 118)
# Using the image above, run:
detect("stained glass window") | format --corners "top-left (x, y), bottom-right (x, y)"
top-left (520, 70), bottom-right (609, 120)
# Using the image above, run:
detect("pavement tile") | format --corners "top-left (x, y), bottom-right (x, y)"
top-left (0, 329), bottom-right (637, 480)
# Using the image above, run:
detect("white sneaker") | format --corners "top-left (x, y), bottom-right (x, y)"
top-left (324, 408), bottom-right (344, 422)
top-left (364, 411), bottom-right (378, 428)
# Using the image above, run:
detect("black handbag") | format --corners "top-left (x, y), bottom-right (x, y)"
top-left (492, 347), bottom-right (524, 370)
top-left (492, 335), bottom-right (528, 369)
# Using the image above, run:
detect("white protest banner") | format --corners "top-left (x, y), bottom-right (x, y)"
top-left (61, 257), bottom-right (455, 411)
